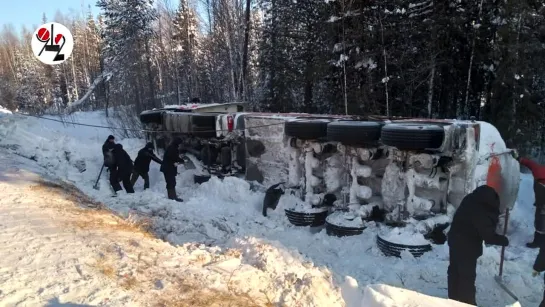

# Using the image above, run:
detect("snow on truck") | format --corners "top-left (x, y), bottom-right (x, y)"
top-left (139, 103), bottom-right (520, 254)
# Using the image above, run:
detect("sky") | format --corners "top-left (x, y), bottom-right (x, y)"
top-left (0, 0), bottom-right (100, 33)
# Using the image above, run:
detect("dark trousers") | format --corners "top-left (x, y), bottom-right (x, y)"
top-left (109, 168), bottom-right (122, 192)
top-left (540, 289), bottom-right (545, 307)
top-left (119, 172), bottom-right (135, 193)
top-left (163, 171), bottom-right (176, 190)
top-left (130, 170), bottom-right (150, 189)
top-left (536, 204), bottom-right (545, 233)
top-left (448, 250), bottom-right (477, 306)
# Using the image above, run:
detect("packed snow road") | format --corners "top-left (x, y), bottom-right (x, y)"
top-left (0, 150), bottom-right (343, 306)
top-left (0, 110), bottom-right (543, 306)
top-left (0, 151), bottom-right (173, 305)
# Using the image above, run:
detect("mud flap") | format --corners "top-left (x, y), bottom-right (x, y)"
top-left (485, 153), bottom-right (520, 233)
top-left (262, 182), bottom-right (285, 217)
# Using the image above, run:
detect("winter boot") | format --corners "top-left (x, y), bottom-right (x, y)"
top-left (527, 232), bottom-right (541, 248)
top-left (167, 189), bottom-right (183, 202)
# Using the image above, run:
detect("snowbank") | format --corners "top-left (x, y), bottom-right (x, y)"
top-left (360, 284), bottom-right (474, 307)
top-left (0, 111), bottom-right (540, 307)
top-left (0, 105), bottom-right (12, 117)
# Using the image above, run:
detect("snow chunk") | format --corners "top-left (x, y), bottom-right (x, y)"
top-left (356, 185), bottom-right (373, 200)
top-left (379, 227), bottom-right (429, 245)
top-left (0, 105), bottom-right (12, 115)
top-left (355, 164), bottom-right (372, 178)
top-left (415, 214), bottom-right (451, 233)
top-left (282, 194), bottom-right (327, 213)
top-left (341, 276), bottom-right (363, 306)
top-left (324, 155), bottom-right (343, 193)
top-left (381, 163), bottom-right (406, 211)
top-left (288, 147), bottom-right (302, 187)
top-left (229, 237), bottom-right (345, 306)
top-left (362, 284), bottom-right (476, 306)
top-left (326, 211), bottom-right (364, 228)
top-left (197, 176), bottom-right (252, 203)
top-left (477, 121), bottom-right (508, 156)
top-left (355, 58), bottom-right (377, 70)
top-left (309, 175), bottom-right (321, 187)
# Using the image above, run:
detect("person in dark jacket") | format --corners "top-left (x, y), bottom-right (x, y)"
top-left (102, 135), bottom-right (120, 191)
top-left (102, 135), bottom-right (116, 157)
top-left (518, 157), bottom-right (545, 248)
top-left (447, 185), bottom-right (509, 306)
top-left (131, 142), bottom-right (162, 190)
top-left (160, 137), bottom-right (185, 202)
top-left (112, 143), bottom-right (134, 194)
top-left (533, 245), bottom-right (545, 307)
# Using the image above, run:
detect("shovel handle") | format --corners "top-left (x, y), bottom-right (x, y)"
top-left (93, 164), bottom-right (105, 188)
top-left (498, 209), bottom-right (510, 277)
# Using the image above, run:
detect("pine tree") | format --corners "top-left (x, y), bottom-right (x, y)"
top-left (97, 0), bottom-right (158, 111)
top-left (172, 0), bottom-right (200, 102)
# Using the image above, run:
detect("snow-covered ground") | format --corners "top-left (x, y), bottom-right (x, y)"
top-left (0, 110), bottom-right (542, 306)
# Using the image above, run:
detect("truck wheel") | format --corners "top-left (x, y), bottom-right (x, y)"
top-left (140, 110), bottom-right (164, 124)
top-left (201, 146), bottom-right (218, 166)
top-left (284, 119), bottom-right (332, 140)
top-left (236, 142), bottom-right (246, 170)
top-left (221, 146), bottom-right (232, 168)
top-left (191, 114), bottom-right (217, 128)
top-left (381, 123), bottom-right (445, 150)
top-left (327, 121), bottom-right (383, 146)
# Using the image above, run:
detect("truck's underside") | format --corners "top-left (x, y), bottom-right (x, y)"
top-left (140, 103), bottom-right (519, 242)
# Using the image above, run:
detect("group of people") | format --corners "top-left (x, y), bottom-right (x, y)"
top-left (101, 135), bottom-right (186, 202)
top-left (100, 133), bottom-right (545, 305)
top-left (447, 153), bottom-right (545, 306)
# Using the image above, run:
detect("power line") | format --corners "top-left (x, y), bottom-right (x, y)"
top-left (12, 112), bottom-right (286, 134)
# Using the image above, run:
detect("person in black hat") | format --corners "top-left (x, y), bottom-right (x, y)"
top-left (131, 142), bottom-right (162, 190)
top-left (160, 137), bottom-right (185, 202)
top-left (447, 185), bottom-right (509, 305)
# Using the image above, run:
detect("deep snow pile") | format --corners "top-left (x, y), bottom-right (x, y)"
top-left (0, 106), bottom-right (12, 118)
top-left (0, 110), bottom-right (542, 306)
top-left (359, 283), bottom-right (475, 307)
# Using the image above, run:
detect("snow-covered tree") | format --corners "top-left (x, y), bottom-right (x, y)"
top-left (172, 0), bottom-right (200, 102)
top-left (97, 0), bottom-right (158, 111)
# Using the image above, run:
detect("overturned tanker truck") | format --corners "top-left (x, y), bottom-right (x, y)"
top-left (140, 103), bottom-right (520, 254)
top-left (139, 102), bottom-right (247, 176)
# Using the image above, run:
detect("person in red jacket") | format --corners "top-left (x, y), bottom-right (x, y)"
top-left (519, 157), bottom-right (545, 248)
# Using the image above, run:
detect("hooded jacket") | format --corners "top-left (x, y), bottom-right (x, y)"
top-left (160, 138), bottom-right (185, 174)
top-left (448, 185), bottom-right (509, 259)
top-left (102, 138), bottom-right (116, 167)
top-left (112, 144), bottom-right (133, 176)
top-left (134, 142), bottom-right (162, 173)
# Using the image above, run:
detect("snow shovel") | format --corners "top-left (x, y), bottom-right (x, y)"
top-left (93, 165), bottom-right (104, 190)
top-left (494, 209), bottom-right (521, 304)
